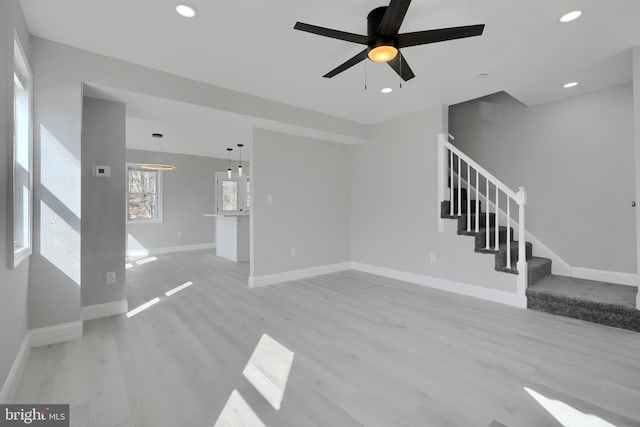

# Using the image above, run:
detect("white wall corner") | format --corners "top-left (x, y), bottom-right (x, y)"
top-left (571, 267), bottom-right (640, 287)
top-left (82, 299), bottom-right (128, 321)
top-left (248, 262), bottom-right (351, 288)
top-left (29, 321), bottom-right (83, 348)
top-left (126, 243), bottom-right (216, 258)
top-left (349, 261), bottom-right (527, 309)
top-left (0, 333), bottom-right (31, 404)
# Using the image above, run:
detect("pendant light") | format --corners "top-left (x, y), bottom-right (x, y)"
top-left (226, 148), bottom-right (233, 178)
top-left (237, 144), bottom-right (244, 177)
top-left (139, 133), bottom-right (176, 171)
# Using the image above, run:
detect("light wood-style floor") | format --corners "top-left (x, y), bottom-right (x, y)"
top-left (13, 250), bottom-right (640, 427)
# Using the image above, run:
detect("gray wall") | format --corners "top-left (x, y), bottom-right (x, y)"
top-left (350, 105), bottom-right (518, 292)
top-left (126, 150), bottom-right (232, 251)
top-left (449, 84), bottom-right (636, 273)
top-left (0, 0), bottom-right (31, 396)
top-left (251, 129), bottom-right (350, 277)
top-left (81, 97), bottom-right (126, 307)
top-left (28, 40), bottom-right (82, 329)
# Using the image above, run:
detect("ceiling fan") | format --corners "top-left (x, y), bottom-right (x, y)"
top-left (294, 0), bottom-right (485, 81)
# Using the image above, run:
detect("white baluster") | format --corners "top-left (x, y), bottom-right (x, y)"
top-left (494, 186), bottom-right (499, 251)
top-left (485, 178), bottom-right (490, 250)
top-left (507, 200), bottom-right (511, 269)
top-left (449, 150), bottom-right (453, 216)
top-left (466, 163), bottom-right (471, 231)
top-left (457, 155), bottom-right (461, 216)
top-left (517, 187), bottom-right (528, 300)
top-left (475, 169), bottom-right (479, 233)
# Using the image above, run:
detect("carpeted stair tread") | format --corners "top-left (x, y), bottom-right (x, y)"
top-left (527, 275), bottom-right (640, 332)
top-left (494, 241), bottom-right (533, 270)
top-left (528, 275), bottom-right (637, 309)
top-left (495, 255), bottom-right (551, 279)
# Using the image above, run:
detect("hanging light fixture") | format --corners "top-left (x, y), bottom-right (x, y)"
top-left (138, 133), bottom-right (176, 171)
top-left (226, 148), bottom-right (233, 178)
top-left (237, 144), bottom-right (244, 177)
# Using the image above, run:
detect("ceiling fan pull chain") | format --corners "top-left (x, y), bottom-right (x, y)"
top-left (364, 60), bottom-right (368, 91)
top-left (400, 55), bottom-right (403, 89)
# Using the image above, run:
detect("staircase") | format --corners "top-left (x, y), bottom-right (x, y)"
top-left (438, 134), bottom-right (640, 332)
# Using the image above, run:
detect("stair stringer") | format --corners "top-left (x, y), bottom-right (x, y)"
top-left (444, 172), bottom-right (572, 277)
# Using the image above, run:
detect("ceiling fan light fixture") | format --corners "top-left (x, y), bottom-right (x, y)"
top-left (563, 81), bottom-right (579, 88)
top-left (381, 87), bottom-right (393, 94)
top-left (368, 45), bottom-right (398, 63)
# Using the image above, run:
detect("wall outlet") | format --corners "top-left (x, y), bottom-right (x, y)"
top-left (267, 194), bottom-right (273, 204)
top-left (106, 271), bottom-right (116, 285)
top-left (177, 231), bottom-right (182, 237)
top-left (290, 246), bottom-right (296, 256)
top-left (429, 253), bottom-right (437, 263)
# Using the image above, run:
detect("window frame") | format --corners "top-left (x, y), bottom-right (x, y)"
top-left (215, 172), bottom-right (250, 215)
top-left (126, 163), bottom-right (164, 224)
top-left (10, 29), bottom-right (33, 269)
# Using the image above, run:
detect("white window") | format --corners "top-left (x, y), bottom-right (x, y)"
top-left (127, 164), bottom-right (163, 223)
top-left (11, 32), bottom-right (33, 268)
top-left (216, 173), bottom-right (250, 215)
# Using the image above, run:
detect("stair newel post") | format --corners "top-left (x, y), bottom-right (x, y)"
top-left (516, 187), bottom-right (528, 304)
top-left (466, 163), bottom-right (471, 231)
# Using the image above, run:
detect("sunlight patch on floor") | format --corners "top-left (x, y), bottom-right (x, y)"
top-left (213, 389), bottom-right (266, 427)
top-left (242, 334), bottom-right (294, 410)
top-left (524, 387), bottom-right (615, 427)
top-left (126, 297), bottom-right (160, 318)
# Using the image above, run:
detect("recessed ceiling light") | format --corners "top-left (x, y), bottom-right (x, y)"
top-left (563, 81), bottom-right (578, 89)
top-left (559, 10), bottom-right (582, 23)
top-left (381, 87), bottom-right (393, 94)
top-left (176, 4), bottom-right (197, 18)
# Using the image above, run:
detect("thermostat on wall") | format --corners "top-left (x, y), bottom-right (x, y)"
top-left (92, 165), bottom-right (111, 178)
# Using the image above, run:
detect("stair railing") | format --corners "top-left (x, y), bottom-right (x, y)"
top-left (437, 133), bottom-right (528, 297)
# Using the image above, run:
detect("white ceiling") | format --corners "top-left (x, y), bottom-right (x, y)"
top-left (21, 0), bottom-right (640, 125)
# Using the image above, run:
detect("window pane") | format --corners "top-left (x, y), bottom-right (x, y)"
top-left (222, 180), bottom-right (238, 212)
top-left (128, 193), bottom-right (156, 220)
top-left (128, 169), bottom-right (157, 194)
top-left (246, 180), bottom-right (251, 209)
top-left (14, 78), bottom-right (29, 171)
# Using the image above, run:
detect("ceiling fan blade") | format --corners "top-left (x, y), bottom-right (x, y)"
top-left (323, 49), bottom-right (368, 78)
top-left (377, 0), bottom-right (412, 37)
top-left (387, 52), bottom-right (415, 81)
top-left (398, 24), bottom-right (485, 48)
top-left (294, 22), bottom-right (368, 45)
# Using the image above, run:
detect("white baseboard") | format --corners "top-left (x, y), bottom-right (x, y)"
top-left (350, 262), bottom-right (527, 309)
top-left (82, 299), bottom-right (128, 321)
top-left (249, 262), bottom-right (351, 288)
top-left (127, 243), bottom-right (216, 258)
top-left (29, 321), bottom-right (83, 348)
top-left (572, 267), bottom-right (639, 287)
top-left (0, 333), bottom-right (30, 403)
